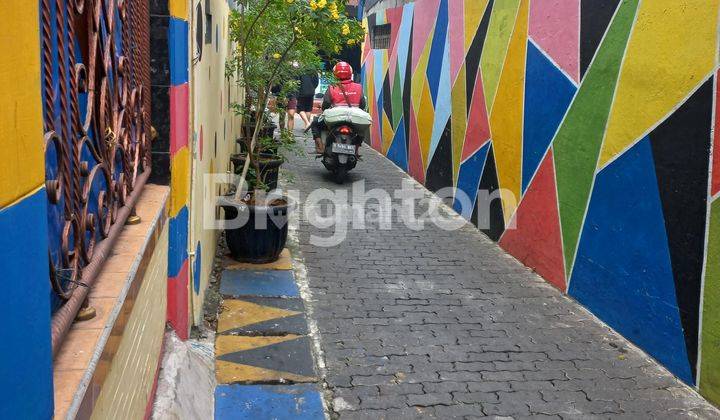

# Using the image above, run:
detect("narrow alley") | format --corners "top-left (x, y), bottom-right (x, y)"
top-left (281, 136), bottom-right (720, 419)
top-left (5, 1), bottom-right (720, 419)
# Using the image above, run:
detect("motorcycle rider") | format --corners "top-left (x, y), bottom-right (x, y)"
top-left (310, 61), bottom-right (367, 154)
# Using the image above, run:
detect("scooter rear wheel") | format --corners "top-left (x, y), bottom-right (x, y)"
top-left (334, 167), bottom-right (347, 184)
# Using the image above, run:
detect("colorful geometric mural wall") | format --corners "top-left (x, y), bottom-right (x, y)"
top-left (168, 0), bottom-right (191, 340)
top-left (362, 0), bottom-right (720, 402)
top-left (167, 0), bottom-right (243, 334)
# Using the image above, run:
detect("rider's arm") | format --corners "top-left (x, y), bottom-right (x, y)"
top-left (359, 94), bottom-right (367, 111)
top-left (322, 88), bottom-right (333, 110)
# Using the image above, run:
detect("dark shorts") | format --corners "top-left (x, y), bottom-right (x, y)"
top-left (297, 95), bottom-right (314, 112)
top-left (287, 97), bottom-right (298, 110)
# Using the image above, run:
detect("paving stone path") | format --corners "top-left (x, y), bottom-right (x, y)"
top-left (285, 136), bottom-right (720, 419)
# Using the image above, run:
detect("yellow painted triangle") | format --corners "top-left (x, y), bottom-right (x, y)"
top-left (488, 0), bottom-right (528, 224)
top-left (417, 81), bottom-right (436, 172)
top-left (464, 0), bottom-right (490, 52)
top-left (215, 334), bottom-right (300, 357)
top-left (598, 0), bottom-right (720, 169)
top-left (215, 360), bottom-right (316, 384)
top-left (217, 300), bottom-right (301, 335)
top-left (411, 27), bottom-right (434, 108)
top-left (365, 50), bottom-right (374, 92)
top-left (382, 112), bottom-right (395, 154)
top-left (481, 0), bottom-right (521, 114)
top-left (451, 65), bottom-right (468, 186)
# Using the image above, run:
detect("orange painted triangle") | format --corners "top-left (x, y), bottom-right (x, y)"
top-left (499, 150), bottom-right (566, 290)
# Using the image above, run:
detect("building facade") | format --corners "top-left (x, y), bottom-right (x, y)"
top-left (361, 0), bottom-right (720, 405)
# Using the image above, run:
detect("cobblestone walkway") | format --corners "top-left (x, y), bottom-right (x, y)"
top-left (285, 137), bottom-right (719, 419)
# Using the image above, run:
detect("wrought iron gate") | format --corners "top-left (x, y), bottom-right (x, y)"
top-left (40, 0), bottom-right (152, 352)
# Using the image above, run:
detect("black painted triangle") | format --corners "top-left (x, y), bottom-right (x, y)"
top-left (366, 13), bottom-right (377, 36)
top-left (383, 72), bottom-right (393, 124)
top-left (225, 314), bottom-right (308, 336)
top-left (217, 336), bottom-right (317, 378)
top-left (580, 0), bottom-right (621, 78)
top-left (466, 0), bottom-right (494, 115)
top-left (425, 119), bottom-right (453, 192)
top-left (474, 144), bottom-right (505, 241)
top-left (239, 296), bottom-right (305, 312)
top-left (648, 78), bottom-right (714, 382)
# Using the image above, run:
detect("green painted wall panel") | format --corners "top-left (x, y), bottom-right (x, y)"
top-left (553, 0), bottom-right (639, 277)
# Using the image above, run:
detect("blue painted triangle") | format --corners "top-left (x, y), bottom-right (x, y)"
top-left (454, 143), bottom-right (491, 220)
top-left (568, 137), bottom-right (693, 384)
top-left (426, 0), bottom-right (448, 104)
top-left (386, 117), bottom-right (408, 170)
top-left (522, 42), bottom-right (576, 193)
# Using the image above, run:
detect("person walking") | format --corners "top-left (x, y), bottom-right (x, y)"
top-left (297, 72), bottom-right (319, 130)
top-left (286, 93), bottom-right (298, 132)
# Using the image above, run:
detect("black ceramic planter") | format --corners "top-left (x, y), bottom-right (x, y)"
top-left (220, 195), bottom-right (292, 263)
top-left (230, 153), bottom-right (283, 190)
top-left (241, 122), bottom-right (276, 141)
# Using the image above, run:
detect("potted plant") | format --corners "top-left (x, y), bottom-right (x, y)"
top-left (222, 0), bottom-right (364, 263)
top-left (230, 130), bottom-right (302, 191)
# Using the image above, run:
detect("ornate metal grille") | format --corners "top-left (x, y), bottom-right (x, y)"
top-left (40, 0), bottom-right (151, 318)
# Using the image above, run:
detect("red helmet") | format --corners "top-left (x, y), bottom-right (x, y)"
top-left (333, 61), bottom-right (353, 81)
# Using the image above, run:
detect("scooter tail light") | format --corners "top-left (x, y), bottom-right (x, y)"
top-left (338, 126), bottom-right (352, 135)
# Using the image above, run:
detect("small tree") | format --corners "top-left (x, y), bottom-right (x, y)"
top-left (228, 0), bottom-right (365, 200)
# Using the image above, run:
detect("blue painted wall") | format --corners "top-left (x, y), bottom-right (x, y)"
top-left (0, 190), bottom-right (53, 419)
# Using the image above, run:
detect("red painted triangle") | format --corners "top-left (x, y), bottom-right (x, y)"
top-left (408, 109), bottom-right (425, 184)
top-left (499, 150), bottom-right (566, 290)
top-left (411, 0), bottom-right (441, 72)
top-left (366, 73), bottom-right (383, 152)
top-left (362, 31), bottom-right (373, 63)
top-left (386, 7), bottom-right (404, 59)
top-left (461, 70), bottom-right (491, 161)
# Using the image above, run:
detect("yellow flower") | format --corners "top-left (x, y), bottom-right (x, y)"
top-left (341, 23), bottom-right (350, 35)
top-left (310, 0), bottom-right (317, 10)
top-left (331, 11), bottom-right (339, 19)
top-left (334, 45), bottom-right (341, 53)
top-left (317, 0), bottom-right (326, 8)
top-left (273, 53), bottom-right (281, 59)
top-left (286, 0), bottom-right (294, 3)
top-left (347, 39), bottom-right (356, 45)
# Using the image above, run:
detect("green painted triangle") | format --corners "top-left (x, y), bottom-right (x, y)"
top-left (553, 0), bottom-right (640, 278)
top-left (700, 199), bottom-right (720, 402)
top-left (392, 66), bottom-right (404, 130)
top-left (392, 66), bottom-right (404, 131)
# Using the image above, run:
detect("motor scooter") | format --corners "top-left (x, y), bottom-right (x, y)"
top-left (317, 106), bottom-right (372, 184)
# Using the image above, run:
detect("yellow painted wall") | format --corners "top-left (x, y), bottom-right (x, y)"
top-left (189, 0), bottom-right (243, 326)
top-left (90, 224), bottom-right (169, 420)
top-left (0, 3), bottom-right (44, 208)
top-left (169, 0), bottom-right (189, 19)
top-left (599, 0), bottom-right (720, 169)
